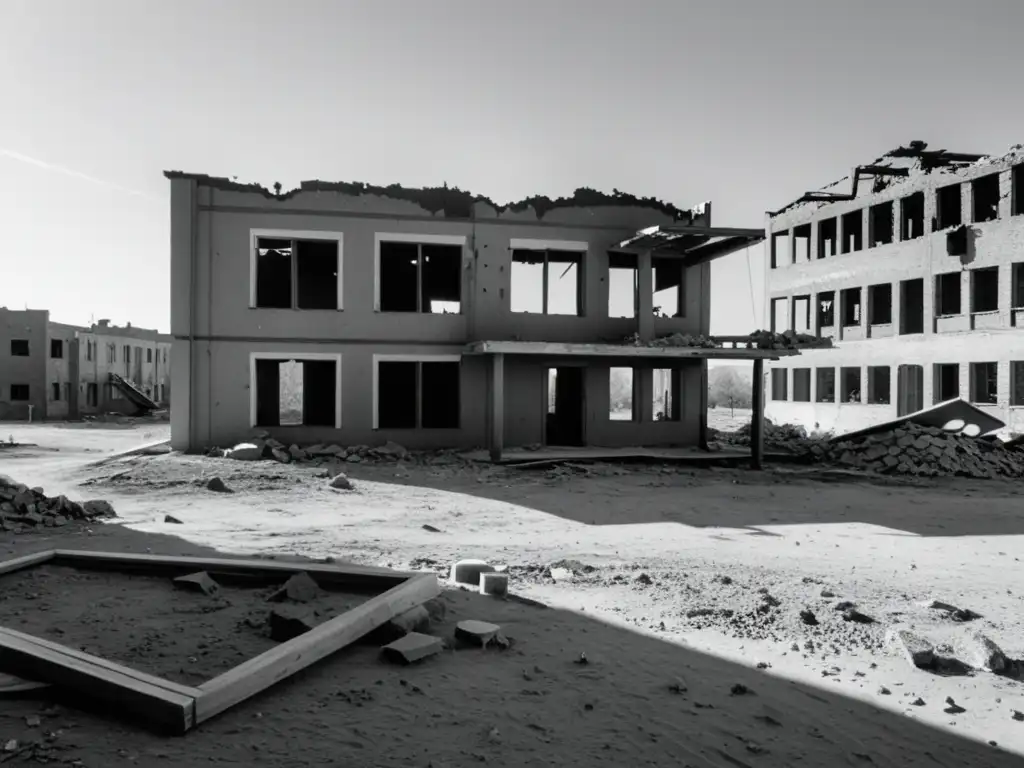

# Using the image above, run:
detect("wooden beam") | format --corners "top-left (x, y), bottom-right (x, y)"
top-left (195, 573), bottom-right (440, 724)
top-left (489, 353), bottom-right (505, 463)
top-left (0, 550), bottom-right (54, 576)
top-left (751, 359), bottom-right (765, 470)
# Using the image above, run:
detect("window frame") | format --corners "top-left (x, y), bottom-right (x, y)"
top-left (372, 353), bottom-right (462, 430)
top-left (249, 228), bottom-right (345, 311)
top-left (508, 237), bottom-right (588, 317)
top-left (248, 352), bottom-right (343, 429)
top-left (373, 233), bottom-right (466, 313)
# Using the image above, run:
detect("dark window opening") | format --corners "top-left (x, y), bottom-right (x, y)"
top-left (793, 295), bottom-right (811, 333)
top-left (817, 291), bottom-right (835, 329)
top-left (85, 341), bottom-right (93, 362)
top-left (818, 218), bottom-right (837, 259)
top-left (147, 348), bottom-right (153, 363)
top-left (653, 368), bottom-right (680, 421)
top-left (868, 283), bottom-right (892, 325)
top-left (935, 184), bottom-right (962, 230)
top-left (972, 173), bottom-right (1000, 223)
top-left (10, 385), bottom-right (29, 401)
top-left (868, 366), bottom-right (891, 404)
top-left (971, 267), bottom-right (999, 313)
top-left (51, 382), bottom-right (61, 401)
top-left (1013, 165), bottom-right (1024, 216)
top-left (377, 359), bottom-right (460, 430)
top-left (254, 358), bottom-right (337, 428)
top-left (608, 252), bottom-right (638, 318)
top-left (652, 258), bottom-right (686, 318)
top-left (901, 192), bottom-right (924, 240)
top-left (841, 287), bottom-right (862, 327)
top-left (935, 272), bottom-right (962, 316)
top-left (770, 297), bottom-right (789, 332)
top-left (841, 210), bottom-right (862, 253)
top-left (934, 363), bottom-right (960, 403)
top-left (770, 231), bottom-right (788, 268)
top-left (793, 368), bottom-right (811, 402)
top-left (50, 339), bottom-right (63, 359)
top-left (815, 368), bottom-right (836, 403)
top-left (1013, 264), bottom-right (1024, 308)
top-left (609, 367), bottom-right (636, 420)
top-left (793, 224), bottom-right (811, 263)
top-left (970, 362), bottom-right (998, 405)
top-left (771, 368), bottom-right (788, 401)
top-left (900, 278), bottom-right (924, 334)
top-left (869, 201), bottom-right (894, 247)
top-left (10, 340), bottom-right (29, 357)
top-left (840, 367), bottom-right (861, 403)
top-left (511, 249), bottom-right (582, 316)
top-left (255, 236), bottom-right (340, 310)
top-left (86, 383), bottom-right (98, 407)
top-left (380, 241), bottom-right (462, 314)
top-left (1012, 361), bottom-right (1024, 406)
top-left (254, 238), bottom-right (293, 309)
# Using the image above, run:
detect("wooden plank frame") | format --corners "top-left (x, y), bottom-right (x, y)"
top-left (0, 550), bottom-right (440, 734)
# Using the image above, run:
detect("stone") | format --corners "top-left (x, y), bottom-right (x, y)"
top-left (268, 572), bottom-right (321, 603)
top-left (271, 448), bottom-right (291, 464)
top-left (164, 515), bottom-right (184, 524)
top-left (449, 559), bottom-right (495, 587)
top-left (549, 567), bottom-right (574, 582)
top-left (206, 477), bottom-right (233, 493)
top-left (387, 605), bottom-right (431, 636)
top-left (173, 571), bottom-right (220, 596)
top-left (842, 608), bottom-right (875, 624)
top-left (886, 629), bottom-right (935, 669)
top-left (321, 444), bottom-right (345, 456)
top-left (954, 631), bottom-right (1007, 672)
top-left (422, 524), bottom-right (441, 533)
top-left (378, 440), bottom-right (409, 460)
top-left (454, 620), bottom-right (501, 647)
top-left (381, 632), bottom-right (443, 664)
top-left (799, 609), bottom-right (818, 626)
top-left (345, 454), bottom-right (362, 463)
top-left (288, 444), bottom-right (307, 461)
top-left (480, 572), bottom-right (509, 597)
top-left (82, 500), bottom-right (116, 518)
top-left (268, 605), bottom-right (318, 641)
top-left (329, 474), bottom-right (354, 490)
top-left (423, 598), bottom-right (447, 623)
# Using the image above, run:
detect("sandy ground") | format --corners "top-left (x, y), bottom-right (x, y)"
top-left (1, 422), bottom-right (1023, 766)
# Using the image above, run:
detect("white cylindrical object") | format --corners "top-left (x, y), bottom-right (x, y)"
top-left (480, 572), bottom-right (509, 597)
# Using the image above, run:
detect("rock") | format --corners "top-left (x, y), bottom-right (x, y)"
top-left (387, 605), bottom-right (431, 636)
top-left (944, 696), bottom-right (966, 714)
top-left (480, 572), bottom-right (509, 597)
top-left (226, 443), bottom-right (263, 461)
top-left (288, 445), bottom-right (307, 461)
top-left (268, 572), bottom-right (321, 603)
top-left (378, 441), bottom-right (409, 460)
top-left (271, 448), bottom-right (291, 464)
top-left (911, 697), bottom-right (926, 706)
top-left (423, 598), bottom-right (447, 623)
top-left (320, 444), bottom-right (345, 456)
top-left (820, 589), bottom-right (836, 598)
top-left (164, 514), bottom-right (184, 524)
top-left (878, 686), bottom-right (891, 695)
top-left (887, 629), bottom-right (935, 669)
top-left (454, 620), bottom-right (501, 647)
top-left (954, 631), bottom-right (1007, 672)
top-left (842, 608), bottom-right (875, 624)
top-left (329, 474), bottom-right (354, 490)
top-left (1012, 710), bottom-right (1024, 721)
top-left (206, 476), bottom-right (233, 493)
top-left (449, 559), bottom-right (495, 587)
top-left (634, 572), bottom-right (653, 586)
top-left (345, 454), bottom-right (363, 463)
top-left (421, 524), bottom-right (441, 533)
top-left (172, 571), bottom-right (220, 596)
top-left (730, 683), bottom-right (750, 696)
top-left (381, 632), bottom-right (443, 664)
top-left (799, 609), bottom-right (818, 626)
top-left (268, 605), bottom-right (317, 641)
top-left (81, 500), bottom-right (116, 518)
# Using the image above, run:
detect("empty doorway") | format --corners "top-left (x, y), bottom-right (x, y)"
top-left (897, 364), bottom-right (924, 416)
top-left (546, 367), bottom-right (585, 446)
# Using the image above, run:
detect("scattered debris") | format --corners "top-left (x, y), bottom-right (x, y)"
top-left (328, 474), bottom-right (354, 491)
top-left (887, 629), bottom-right (935, 670)
top-left (164, 514), bottom-right (183, 524)
top-left (268, 572), bottom-right (321, 603)
top-left (172, 571), bottom-right (220, 596)
top-left (0, 475), bottom-right (117, 531)
top-left (268, 605), bottom-right (318, 641)
top-left (954, 632), bottom-right (1007, 673)
top-left (381, 632), bottom-right (443, 665)
top-left (454, 620), bottom-right (502, 648)
top-left (206, 476), bottom-right (233, 493)
top-left (945, 697), bottom-right (966, 714)
top-left (730, 683), bottom-right (751, 696)
top-left (668, 677), bottom-right (688, 694)
top-left (799, 609), bottom-right (818, 626)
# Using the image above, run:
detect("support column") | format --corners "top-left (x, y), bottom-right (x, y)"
top-left (751, 358), bottom-right (765, 470)
top-left (891, 280), bottom-right (902, 336)
top-left (637, 249), bottom-right (654, 341)
top-left (489, 353), bottom-right (505, 463)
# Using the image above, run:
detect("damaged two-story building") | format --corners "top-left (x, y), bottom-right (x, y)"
top-left (166, 172), bottom-right (781, 459)
top-left (765, 141), bottom-right (1024, 436)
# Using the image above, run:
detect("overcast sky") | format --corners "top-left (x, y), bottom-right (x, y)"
top-left (2, 0), bottom-right (1022, 334)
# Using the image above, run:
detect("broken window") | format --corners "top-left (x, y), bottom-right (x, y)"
top-left (254, 236), bottom-right (341, 310)
top-left (1012, 362), bottom-right (1024, 406)
top-left (934, 363), bottom-right (960, 402)
top-left (818, 218), bottom-right (837, 258)
top-left (972, 173), bottom-right (1000, 223)
top-left (970, 362), bottom-right (998, 404)
top-left (840, 367), bottom-right (861, 403)
top-left (971, 267), bottom-right (999, 313)
top-left (868, 366), bottom-right (891, 404)
top-left (511, 249), bottom-right (582, 316)
top-left (793, 224), bottom-right (811, 263)
top-left (376, 359), bottom-right (460, 429)
top-left (254, 357), bottom-right (337, 428)
top-left (1013, 165), bottom-right (1024, 216)
top-left (840, 288), bottom-right (862, 327)
top-left (935, 272), bottom-right (962, 316)
top-left (652, 369), bottom-right (680, 421)
top-left (124, 345), bottom-right (130, 363)
top-left (868, 284), bottom-right (892, 325)
top-left (793, 295), bottom-right (811, 333)
top-left (379, 241), bottom-right (462, 313)
top-left (841, 210), bottom-right (862, 253)
top-left (868, 201), bottom-right (894, 247)
top-left (608, 252), bottom-right (637, 318)
top-left (10, 384), bottom-right (29, 401)
top-left (10, 340), bottom-right (28, 357)
top-left (815, 368), bottom-right (835, 403)
top-left (817, 291), bottom-right (835, 329)
top-left (770, 231), bottom-right (789, 268)
top-left (770, 297), bottom-right (789, 332)
top-left (901, 192), bottom-right (924, 240)
top-left (771, 368), bottom-right (788, 401)
top-left (652, 258), bottom-right (686, 318)
top-left (900, 278), bottom-right (924, 334)
top-left (935, 184), bottom-right (962, 230)
top-left (51, 382), bottom-right (60, 401)
top-left (147, 348), bottom-right (153, 363)
top-left (1013, 264), bottom-right (1024, 308)
top-left (793, 368), bottom-right (811, 402)
top-left (609, 367), bottom-right (636, 420)
top-left (49, 339), bottom-right (63, 359)
top-left (86, 383), bottom-right (98, 407)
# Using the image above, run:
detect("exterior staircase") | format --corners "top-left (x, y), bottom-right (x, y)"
top-left (109, 372), bottom-right (159, 413)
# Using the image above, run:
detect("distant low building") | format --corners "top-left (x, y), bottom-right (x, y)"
top-left (0, 308), bottom-right (171, 420)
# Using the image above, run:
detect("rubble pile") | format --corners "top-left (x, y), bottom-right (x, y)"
top-left (0, 474), bottom-right (117, 532)
top-left (212, 434), bottom-right (469, 467)
top-left (622, 332), bottom-right (719, 348)
top-left (718, 421), bottom-right (830, 454)
top-left (743, 329), bottom-right (833, 350)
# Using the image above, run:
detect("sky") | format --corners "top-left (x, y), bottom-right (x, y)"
top-left (2, 0), bottom-right (1023, 335)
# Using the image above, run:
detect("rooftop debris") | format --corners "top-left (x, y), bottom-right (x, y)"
top-left (621, 330), bottom-right (832, 350)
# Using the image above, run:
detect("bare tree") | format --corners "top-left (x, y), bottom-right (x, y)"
top-left (708, 367), bottom-right (752, 416)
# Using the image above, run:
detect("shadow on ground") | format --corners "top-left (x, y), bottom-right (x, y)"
top-left (0, 524), bottom-right (1017, 766)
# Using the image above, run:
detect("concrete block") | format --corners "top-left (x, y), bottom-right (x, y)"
top-left (173, 571), bottom-right (220, 596)
top-left (268, 605), bottom-right (317, 641)
top-left (480, 572), bottom-right (509, 597)
top-left (381, 632), bottom-right (444, 664)
top-left (268, 571), bottom-right (321, 603)
top-left (454, 620), bottom-right (501, 647)
top-left (954, 631), bottom-right (1007, 672)
top-left (886, 629), bottom-right (935, 669)
top-left (449, 559), bottom-right (495, 587)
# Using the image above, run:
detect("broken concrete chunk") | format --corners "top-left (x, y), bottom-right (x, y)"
top-left (454, 620), bottom-right (501, 648)
top-left (173, 571), bottom-right (220, 596)
top-left (549, 567), bottom-right (575, 583)
top-left (449, 559), bottom-right (495, 588)
top-left (225, 443), bottom-right (263, 461)
top-left (81, 500), bottom-right (116, 518)
top-left (329, 474), bottom-right (354, 490)
top-left (886, 629), bottom-right (935, 669)
top-left (206, 476), bottom-right (233, 493)
top-left (288, 444), bottom-right (307, 461)
top-left (271, 448), bottom-right (291, 464)
top-left (320, 444), bottom-right (345, 456)
top-left (268, 605), bottom-right (318, 641)
top-left (381, 632), bottom-right (443, 665)
top-left (164, 514), bottom-right (184, 524)
top-left (480, 572), bottom-right (509, 597)
top-left (954, 631), bottom-right (1007, 672)
top-left (268, 572), bottom-right (321, 603)
top-left (386, 605), bottom-right (431, 637)
top-left (799, 609), bottom-right (818, 626)
top-left (842, 608), bottom-right (875, 624)
top-left (423, 597), bottom-right (447, 623)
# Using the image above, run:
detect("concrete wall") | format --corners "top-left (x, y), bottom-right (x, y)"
top-left (0, 309), bottom-right (48, 421)
top-left (45, 322), bottom-right (80, 418)
top-left (169, 177), bottom-right (713, 451)
top-left (764, 149), bottom-right (1024, 437)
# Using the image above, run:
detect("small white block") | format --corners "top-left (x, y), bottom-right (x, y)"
top-left (449, 559), bottom-right (495, 587)
top-left (479, 572), bottom-right (509, 597)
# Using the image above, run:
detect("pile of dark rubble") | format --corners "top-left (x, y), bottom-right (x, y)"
top-left (210, 435), bottom-right (469, 467)
top-left (743, 329), bottom-right (833, 350)
top-left (0, 474), bottom-right (117, 532)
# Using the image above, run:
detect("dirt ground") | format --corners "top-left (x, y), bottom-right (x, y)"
top-left (0, 422), bottom-right (1023, 766)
